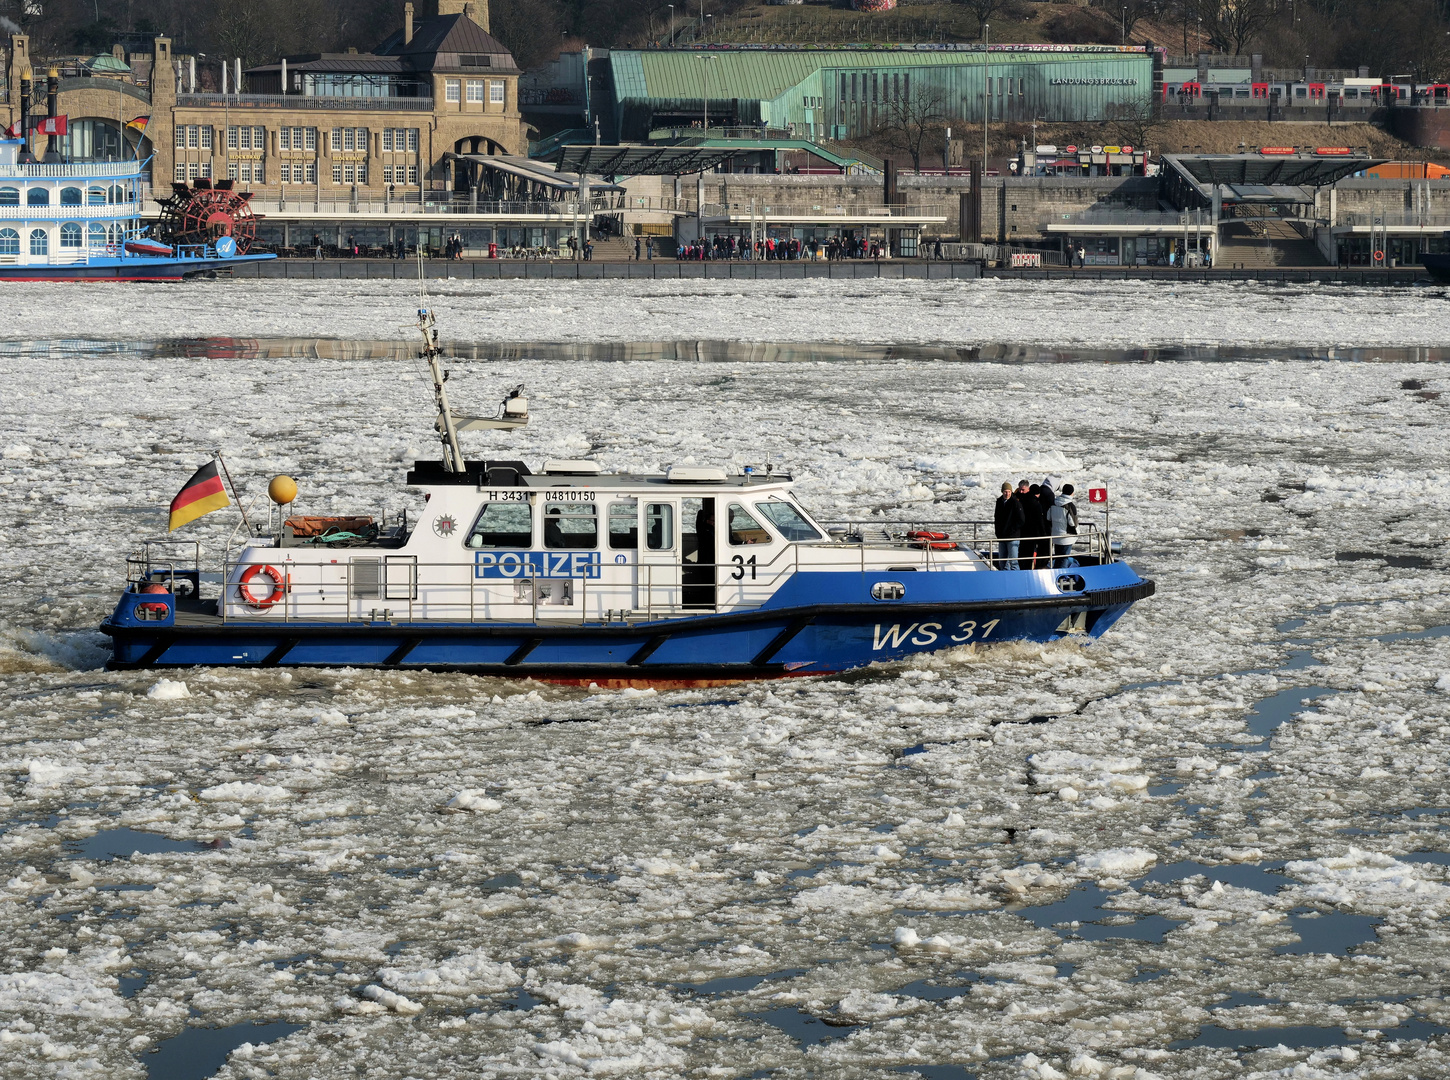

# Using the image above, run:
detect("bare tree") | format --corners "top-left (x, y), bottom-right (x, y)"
top-left (1203, 0), bottom-right (1274, 55)
top-left (1102, 94), bottom-right (1162, 151)
top-left (873, 86), bottom-right (951, 172)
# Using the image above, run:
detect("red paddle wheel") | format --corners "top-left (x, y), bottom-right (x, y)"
top-left (155, 179), bottom-right (262, 253)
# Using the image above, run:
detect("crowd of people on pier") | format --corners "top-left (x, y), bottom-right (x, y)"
top-left (994, 479), bottom-right (1079, 570)
top-left (671, 234), bottom-right (890, 262)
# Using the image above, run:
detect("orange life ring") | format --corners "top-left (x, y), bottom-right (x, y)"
top-left (907, 530), bottom-right (958, 551)
top-left (238, 564), bottom-right (287, 608)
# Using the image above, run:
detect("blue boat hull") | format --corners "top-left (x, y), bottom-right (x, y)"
top-left (0, 253), bottom-right (276, 281)
top-left (102, 568), bottom-right (1154, 685)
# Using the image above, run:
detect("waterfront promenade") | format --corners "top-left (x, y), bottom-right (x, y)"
top-left (229, 259), bottom-right (1429, 285)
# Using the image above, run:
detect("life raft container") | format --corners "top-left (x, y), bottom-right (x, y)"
top-left (237, 564), bottom-right (287, 608)
top-left (907, 530), bottom-right (958, 551)
top-left (136, 581), bottom-right (171, 619)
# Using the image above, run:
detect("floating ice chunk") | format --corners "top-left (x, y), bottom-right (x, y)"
top-left (892, 883), bottom-right (996, 911)
top-left (0, 969), bottom-right (128, 1020)
top-left (892, 927), bottom-right (921, 948)
top-left (360, 984), bottom-right (424, 1014)
top-left (1436, 674), bottom-right (1450, 692)
top-left (24, 759), bottom-right (79, 786)
top-left (837, 989), bottom-right (919, 1020)
top-left (378, 950), bottom-right (519, 997)
top-left (312, 709), bottom-right (348, 726)
top-left (554, 932), bottom-right (611, 951)
top-left (198, 781), bottom-right (292, 804)
top-left (145, 678), bottom-right (190, 701)
top-left (794, 883), bottom-right (889, 914)
top-left (446, 790), bottom-right (502, 812)
top-left (1030, 751), bottom-right (1147, 795)
top-left (2, 444), bottom-right (31, 458)
top-left (1285, 847), bottom-right (1450, 907)
top-left (663, 769), bottom-right (731, 784)
top-left (1075, 847), bottom-right (1157, 876)
top-left (1021, 1052), bottom-right (1068, 1079)
top-left (943, 811), bottom-right (966, 828)
top-left (1069, 1053), bottom-right (1109, 1076)
top-left (1059, 787), bottom-right (1080, 803)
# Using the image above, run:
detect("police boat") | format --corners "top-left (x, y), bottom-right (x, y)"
top-left (102, 313), bottom-right (1155, 686)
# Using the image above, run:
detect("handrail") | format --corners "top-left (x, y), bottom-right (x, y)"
top-left (132, 517), bottom-right (1108, 626)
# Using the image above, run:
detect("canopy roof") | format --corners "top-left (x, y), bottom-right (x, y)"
top-left (546, 143), bottom-right (745, 176)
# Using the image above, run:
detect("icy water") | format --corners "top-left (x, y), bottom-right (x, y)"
top-left (2, 280), bottom-right (1450, 1078)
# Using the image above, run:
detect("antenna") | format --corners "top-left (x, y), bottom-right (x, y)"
top-left (411, 253), bottom-right (527, 476)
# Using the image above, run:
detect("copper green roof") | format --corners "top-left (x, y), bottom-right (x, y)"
top-left (86, 54), bottom-right (132, 73)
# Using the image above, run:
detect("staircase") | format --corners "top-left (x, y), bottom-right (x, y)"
top-left (1216, 219), bottom-right (1328, 269)
top-left (586, 235), bottom-right (636, 261)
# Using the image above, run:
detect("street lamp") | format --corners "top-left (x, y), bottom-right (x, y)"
top-left (698, 54), bottom-right (718, 136)
top-left (668, 5), bottom-right (674, 45)
top-left (1121, 5), bottom-right (1127, 44)
top-left (982, 24), bottom-right (989, 182)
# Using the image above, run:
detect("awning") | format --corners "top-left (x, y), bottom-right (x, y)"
top-left (547, 144), bottom-right (744, 177)
top-left (446, 154), bottom-right (626, 193)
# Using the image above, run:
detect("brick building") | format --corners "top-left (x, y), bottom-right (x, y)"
top-left (3, 0), bottom-right (533, 243)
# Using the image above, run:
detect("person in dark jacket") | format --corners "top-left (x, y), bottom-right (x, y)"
top-left (993, 482), bottom-right (1023, 570)
top-left (1021, 483), bottom-right (1049, 568)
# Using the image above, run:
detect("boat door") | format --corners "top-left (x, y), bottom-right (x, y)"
top-left (636, 500), bottom-right (680, 613)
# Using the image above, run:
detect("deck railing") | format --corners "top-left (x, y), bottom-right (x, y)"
top-left (128, 520), bottom-right (1109, 626)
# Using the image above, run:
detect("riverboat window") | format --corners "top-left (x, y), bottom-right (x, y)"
top-left (0, 229), bottom-right (17, 255)
top-left (544, 502), bottom-right (597, 549)
top-left (88, 186), bottom-right (105, 205)
top-left (756, 499), bottom-right (821, 542)
top-left (87, 223), bottom-right (105, 248)
top-left (466, 502), bottom-right (532, 548)
top-left (0, 188), bottom-right (16, 206)
top-left (727, 503), bottom-right (771, 545)
top-left (60, 187), bottom-right (81, 205)
top-left (646, 503), bottom-right (674, 550)
top-left (29, 228), bottom-right (48, 255)
top-left (27, 187), bottom-right (49, 206)
top-left (608, 500), bottom-right (638, 549)
top-left (60, 223), bottom-right (81, 248)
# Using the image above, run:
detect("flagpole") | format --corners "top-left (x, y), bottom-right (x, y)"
top-left (213, 451), bottom-right (253, 534)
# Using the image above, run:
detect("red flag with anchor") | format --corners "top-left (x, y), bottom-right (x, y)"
top-left (1088, 487), bottom-right (1108, 504)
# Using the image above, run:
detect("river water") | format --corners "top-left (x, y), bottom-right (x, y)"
top-left (1, 279), bottom-right (1448, 1079)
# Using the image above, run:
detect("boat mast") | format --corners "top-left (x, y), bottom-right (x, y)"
top-left (417, 307), bottom-right (466, 474)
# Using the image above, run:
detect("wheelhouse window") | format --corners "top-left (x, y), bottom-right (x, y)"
top-left (645, 503), bottom-right (674, 549)
top-left (727, 503), bottom-right (771, 545)
top-left (608, 500), bottom-right (638, 549)
top-left (756, 499), bottom-right (821, 541)
top-left (544, 501), bottom-right (597, 549)
top-left (466, 501), bottom-right (532, 548)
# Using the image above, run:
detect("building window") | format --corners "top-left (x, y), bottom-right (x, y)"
top-left (466, 79), bottom-right (484, 103)
top-left (200, 126), bottom-right (213, 150)
top-left (357, 163), bottom-right (367, 184)
top-left (279, 128), bottom-right (291, 150)
top-left (305, 127), bottom-right (317, 151)
top-left (29, 228), bottom-right (48, 256)
top-left (332, 162), bottom-right (343, 183)
top-left (407, 164), bottom-right (418, 184)
top-left (382, 129), bottom-right (393, 152)
top-left (199, 160), bottom-right (211, 178)
top-left (383, 164), bottom-right (393, 184)
top-left (489, 80), bottom-right (504, 105)
top-left (186, 125), bottom-right (199, 148)
top-left (445, 78), bottom-right (461, 102)
top-left (227, 160), bottom-right (238, 180)
top-left (280, 163), bottom-right (291, 183)
top-left (174, 126), bottom-right (185, 149)
top-left (188, 161), bottom-right (200, 180)
top-left (227, 126), bottom-right (238, 150)
top-left (60, 223), bottom-right (81, 248)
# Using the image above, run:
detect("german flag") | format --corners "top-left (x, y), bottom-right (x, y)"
top-left (168, 459), bottom-right (230, 532)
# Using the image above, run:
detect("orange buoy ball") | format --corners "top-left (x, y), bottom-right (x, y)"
top-left (268, 475), bottom-right (298, 505)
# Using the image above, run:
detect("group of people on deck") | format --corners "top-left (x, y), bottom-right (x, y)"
top-left (994, 479), bottom-right (1078, 570)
